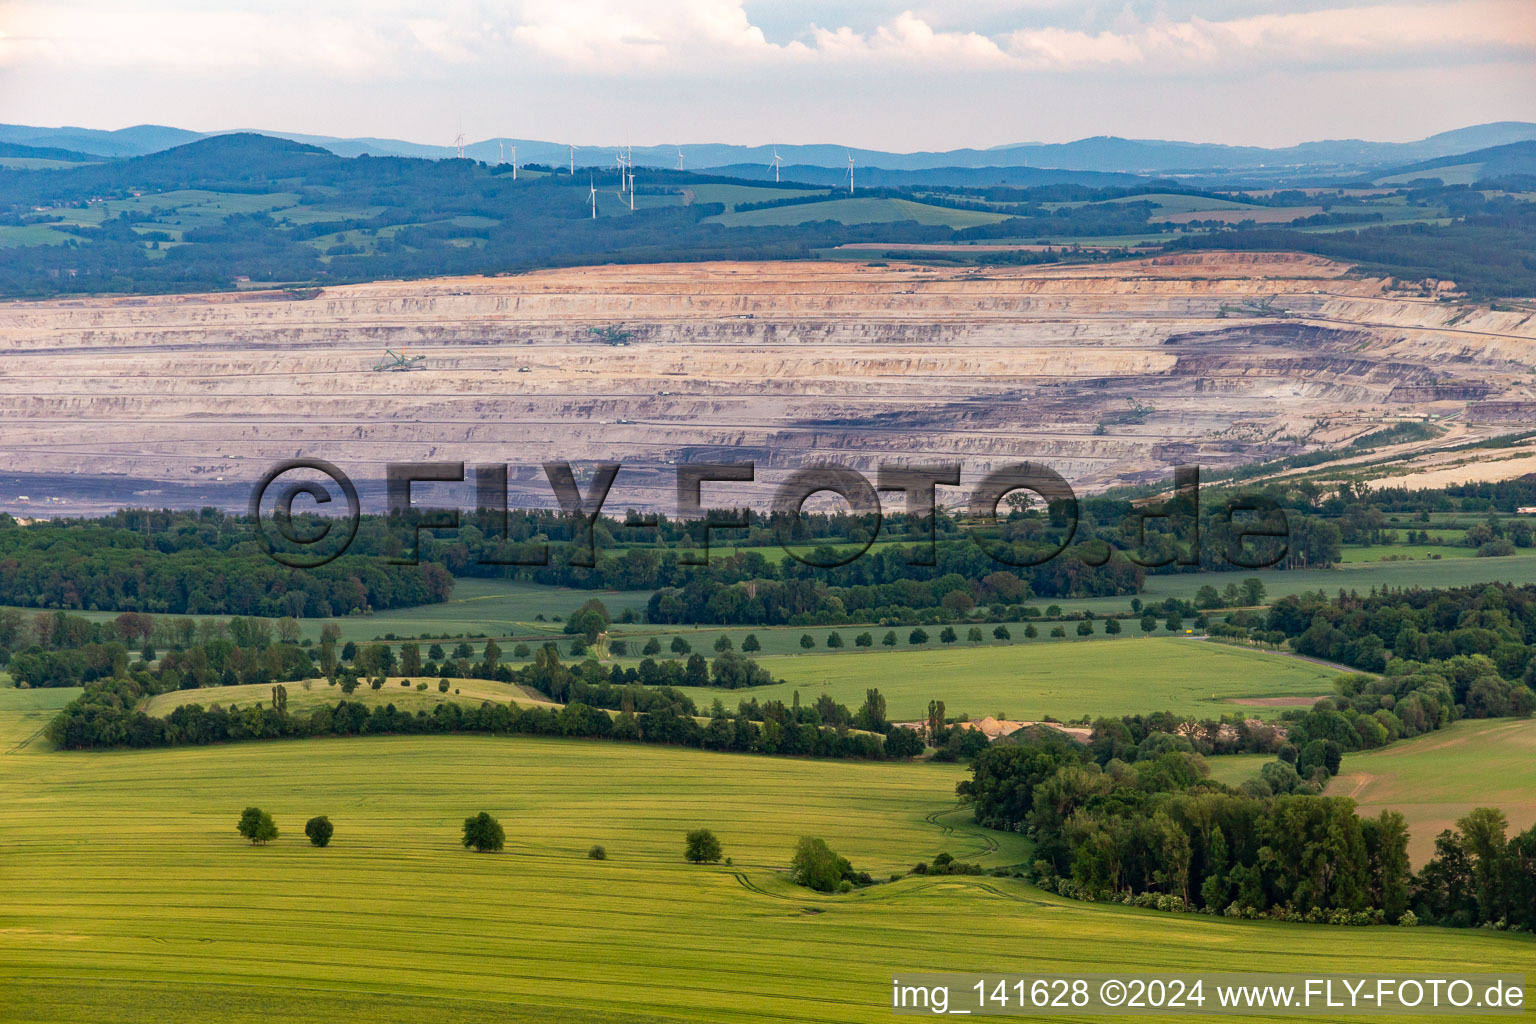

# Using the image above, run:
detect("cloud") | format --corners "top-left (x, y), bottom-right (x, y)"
top-left (0, 0), bottom-right (1531, 77)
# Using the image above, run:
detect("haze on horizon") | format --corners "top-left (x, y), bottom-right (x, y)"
top-left (0, 0), bottom-right (1534, 152)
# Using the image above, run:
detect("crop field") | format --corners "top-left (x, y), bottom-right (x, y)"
top-left (1327, 718), bottom-right (1536, 865)
top-left (669, 638), bottom-right (1340, 722)
top-left (1, 686), bottom-right (1529, 1024)
top-left (138, 677), bottom-right (555, 717)
top-left (346, 579), bottom-right (654, 641)
top-left (682, 184), bottom-right (826, 210)
top-left (1042, 554), bottom-right (1536, 620)
top-left (1202, 753), bottom-right (1274, 788)
top-left (708, 197), bottom-right (1011, 229)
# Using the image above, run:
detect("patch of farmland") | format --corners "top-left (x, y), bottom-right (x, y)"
top-left (1328, 718), bottom-right (1536, 864)
top-left (708, 197), bottom-right (1010, 228)
top-left (668, 637), bottom-right (1342, 721)
top-left (0, 689), bottom-right (1528, 1023)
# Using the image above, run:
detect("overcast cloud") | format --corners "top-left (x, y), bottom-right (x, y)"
top-left (0, 0), bottom-right (1532, 149)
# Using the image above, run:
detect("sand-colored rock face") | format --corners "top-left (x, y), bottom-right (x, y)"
top-left (0, 254), bottom-right (1533, 514)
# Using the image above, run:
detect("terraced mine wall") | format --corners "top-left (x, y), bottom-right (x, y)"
top-left (0, 253), bottom-right (1532, 515)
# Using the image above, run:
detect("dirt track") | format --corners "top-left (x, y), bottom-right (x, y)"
top-left (1, 253), bottom-right (1533, 514)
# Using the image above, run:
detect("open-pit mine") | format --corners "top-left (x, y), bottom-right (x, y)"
top-left (1, 252), bottom-right (1533, 514)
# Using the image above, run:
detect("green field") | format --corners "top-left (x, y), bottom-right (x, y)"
top-left (1038, 554), bottom-right (1536, 619)
top-left (709, 197), bottom-right (1010, 229)
top-left (1202, 753), bottom-right (1274, 788)
top-left (682, 184), bottom-right (826, 211)
top-left (1, 686), bottom-right (1528, 1024)
top-left (139, 676), bottom-right (556, 717)
top-left (1327, 718), bottom-right (1536, 865)
top-left (669, 638), bottom-right (1340, 722)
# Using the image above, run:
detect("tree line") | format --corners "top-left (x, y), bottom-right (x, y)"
top-left (958, 729), bottom-right (1534, 930)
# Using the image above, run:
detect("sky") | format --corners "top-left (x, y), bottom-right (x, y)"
top-left (1, 0), bottom-right (1534, 151)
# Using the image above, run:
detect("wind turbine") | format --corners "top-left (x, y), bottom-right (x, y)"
top-left (498, 140), bottom-right (504, 164)
top-left (845, 152), bottom-right (855, 195)
top-left (454, 129), bottom-right (466, 160)
top-left (769, 149), bottom-right (783, 183)
top-left (611, 151), bottom-right (628, 203)
top-left (568, 144), bottom-right (576, 175)
top-left (589, 177), bottom-right (597, 219)
top-left (676, 148), bottom-right (685, 171)
top-left (511, 144), bottom-right (517, 180)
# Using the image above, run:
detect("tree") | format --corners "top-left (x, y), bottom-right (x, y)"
top-left (1242, 578), bottom-right (1267, 605)
top-left (481, 638), bottom-right (501, 675)
top-left (908, 628), bottom-right (929, 645)
top-left (1140, 613), bottom-right (1157, 632)
top-left (237, 806), bottom-right (278, 845)
top-left (884, 726), bottom-right (924, 758)
top-left (993, 625), bottom-right (1011, 641)
top-left (1104, 617), bottom-right (1122, 635)
top-left (400, 642), bottom-right (422, 675)
top-left (670, 637), bottom-right (691, 655)
top-left (1024, 623), bottom-right (1038, 638)
top-left (642, 637), bottom-right (662, 656)
top-left (512, 642), bottom-right (531, 659)
top-left (304, 815), bottom-right (334, 847)
top-left (1164, 612), bottom-right (1182, 632)
top-left (462, 812), bottom-right (505, 852)
top-left (855, 631), bottom-right (873, 647)
top-left (966, 626), bottom-right (984, 643)
top-left (565, 598), bottom-right (611, 642)
top-left (790, 836), bottom-right (854, 892)
top-left (1076, 620), bottom-right (1093, 636)
top-left (684, 828), bottom-right (722, 863)
top-left (741, 634), bottom-right (760, 652)
top-left (826, 631), bottom-right (844, 649)
top-left (859, 688), bottom-right (888, 732)
top-left (799, 634), bottom-right (815, 649)
top-left (882, 631), bottom-right (898, 647)
top-left (939, 626), bottom-right (957, 644)
top-left (713, 635), bottom-right (733, 653)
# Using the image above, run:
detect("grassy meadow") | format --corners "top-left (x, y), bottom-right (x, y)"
top-left (1, 686), bottom-right (1530, 1024)
top-left (1327, 718), bottom-right (1536, 865)
top-left (671, 638), bottom-right (1340, 722)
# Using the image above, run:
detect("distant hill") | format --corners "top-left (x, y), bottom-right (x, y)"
top-left (0, 123), bottom-right (204, 158)
top-left (711, 163), bottom-right (1144, 189)
top-left (0, 133), bottom-right (337, 205)
top-left (0, 141), bottom-right (97, 163)
top-left (1374, 140), bottom-right (1536, 186)
top-left (6, 121), bottom-right (1535, 178)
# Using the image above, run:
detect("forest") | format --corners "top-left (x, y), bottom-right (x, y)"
top-left (960, 727), bottom-right (1535, 930)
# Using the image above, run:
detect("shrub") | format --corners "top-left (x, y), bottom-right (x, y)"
top-left (304, 815), bottom-right (334, 847)
top-left (588, 844), bottom-right (607, 860)
top-left (790, 836), bottom-right (856, 892)
top-left (438, 679), bottom-right (450, 692)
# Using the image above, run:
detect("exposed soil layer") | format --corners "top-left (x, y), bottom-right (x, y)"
top-left (1, 253), bottom-right (1533, 514)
